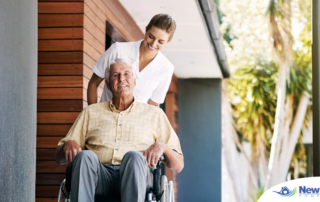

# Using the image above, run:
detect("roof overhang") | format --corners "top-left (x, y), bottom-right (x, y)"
top-left (118, 0), bottom-right (229, 78)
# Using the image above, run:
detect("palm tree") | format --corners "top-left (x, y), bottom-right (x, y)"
top-left (265, 0), bottom-right (310, 190)
top-left (219, 0), bottom-right (312, 200)
top-left (228, 58), bottom-right (278, 198)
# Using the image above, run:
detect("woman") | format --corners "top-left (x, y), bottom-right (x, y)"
top-left (87, 14), bottom-right (176, 106)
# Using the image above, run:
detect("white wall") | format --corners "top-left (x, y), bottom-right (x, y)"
top-left (0, 1), bottom-right (37, 201)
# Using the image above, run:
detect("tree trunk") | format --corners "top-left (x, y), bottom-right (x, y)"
top-left (222, 81), bottom-right (245, 202)
top-left (268, 95), bottom-right (294, 185)
top-left (274, 93), bottom-right (309, 185)
top-left (265, 0), bottom-right (293, 190)
top-left (222, 145), bottom-right (244, 202)
top-left (265, 61), bottom-right (287, 190)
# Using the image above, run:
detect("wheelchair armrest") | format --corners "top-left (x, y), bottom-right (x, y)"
top-left (156, 155), bottom-right (165, 168)
top-left (159, 154), bottom-right (165, 162)
top-left (153, 154), bottom-right (166, 201)
top-left (66, 166), bottom-right (72, 192)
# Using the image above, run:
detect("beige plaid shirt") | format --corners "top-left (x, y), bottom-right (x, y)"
top-left (58, 100), bottom-right (182, 165)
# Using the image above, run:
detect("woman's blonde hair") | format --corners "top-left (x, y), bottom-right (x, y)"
top-left (146, 14), bottom-right (176, 41)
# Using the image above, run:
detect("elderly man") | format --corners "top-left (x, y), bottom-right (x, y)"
top-left (55, 58), bottom-right (184, 202)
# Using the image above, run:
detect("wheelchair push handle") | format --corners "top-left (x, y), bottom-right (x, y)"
top-left (159, 155), bottom-right (165, 162)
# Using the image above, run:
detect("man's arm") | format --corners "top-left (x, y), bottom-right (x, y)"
top-left (87, 73), bottom-right (104, 105)
top-left (143, 142), bottom-right (184, 173)
top-left (163, 144), bottom-right (184, 173)
top-left (56, 140), bottom-right (82, 166)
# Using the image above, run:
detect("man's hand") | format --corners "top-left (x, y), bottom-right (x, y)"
top-left (63, 140), bottom-right (82, 166)
top-left (143, 142), bottom-right (166, 168)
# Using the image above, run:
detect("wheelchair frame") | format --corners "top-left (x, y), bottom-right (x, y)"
top-left (57, 156), bottom-right (175, 202)
top-left (57, 176), bottom-right (174, 202)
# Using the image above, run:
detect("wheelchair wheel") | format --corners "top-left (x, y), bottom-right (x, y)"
top-left (168, 181), bottom-right (174, 202)
top-left (58, 180), bottom-right (65, 202)
top-left (160, 175), bottom-right (167, 202)
top-left (58, 179), bottom-right (71, 202)
top-left (160, 176), bottom-right (175, 202)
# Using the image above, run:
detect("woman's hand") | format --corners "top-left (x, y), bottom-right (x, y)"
top-left (143, 142), bottom-right (166, 168)
top-left (147, 99), bottom-right (160, 107)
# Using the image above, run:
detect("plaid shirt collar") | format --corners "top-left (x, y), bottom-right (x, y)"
top-left (109, 97), bottom-right (136, 114)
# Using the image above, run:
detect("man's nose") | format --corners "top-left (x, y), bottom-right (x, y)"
top-left (119, 74), bottom-right (125, 81)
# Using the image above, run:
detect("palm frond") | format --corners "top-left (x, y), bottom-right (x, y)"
top-left (266, 0), bottom-right (284, 51)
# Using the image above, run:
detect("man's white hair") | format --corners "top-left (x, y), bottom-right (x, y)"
top-left (105, 58), bottom-right (136, 82)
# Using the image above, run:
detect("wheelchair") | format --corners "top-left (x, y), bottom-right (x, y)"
top-left (57, 155), bottom-right (175, 202)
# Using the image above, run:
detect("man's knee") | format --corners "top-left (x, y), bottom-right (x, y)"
top-left (122, 151), bottom-right (146, 164)
top-left (123, 150), bottom-right (145, 162)
top-left (73, 150), bottom-right (99, 165)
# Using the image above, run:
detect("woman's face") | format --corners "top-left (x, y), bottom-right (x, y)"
top-left (143, 26), bottom-right (170, 54)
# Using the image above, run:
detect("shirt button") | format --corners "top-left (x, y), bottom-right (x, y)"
top-left (119, 124), bottom-right (122, 126)
top-left (120, 113), bottom-right (122, 115)
top-left (113, 161), bottom-right (116, 163)
top-left (117, 138), bottom-right (120, 140)
top-left (115, 148), bottom-right (118, 151)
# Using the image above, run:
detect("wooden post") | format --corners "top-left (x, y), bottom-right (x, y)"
top-left (165, 75), bottom-right (179, 201)
top-left (313, 0), bottom-right (320, 176)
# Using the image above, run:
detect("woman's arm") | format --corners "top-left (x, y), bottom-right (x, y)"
top-left (87, 73), bottom-right (104, 105)
top-left (149, 67), bottom-right (174, 106)
top-left (147, 99), bottom-right (160, 107)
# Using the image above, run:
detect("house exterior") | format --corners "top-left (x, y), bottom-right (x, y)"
top-left (36, 1), bottom-right (146, 200)
top-left (0, 0), bottom-right (229, 201)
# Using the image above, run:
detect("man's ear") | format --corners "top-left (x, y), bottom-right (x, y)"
top-left (106, 80), bottom-right (111, 90)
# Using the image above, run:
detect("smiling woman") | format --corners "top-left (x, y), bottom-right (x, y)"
top-left (87, 14), bottom-right (177, 107)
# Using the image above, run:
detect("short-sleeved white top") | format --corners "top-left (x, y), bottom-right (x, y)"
top-left (93, 40), bottom-right (174, 104)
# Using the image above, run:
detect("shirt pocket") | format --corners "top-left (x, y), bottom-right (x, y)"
top-left (128, 125), bottom-right (155, 150)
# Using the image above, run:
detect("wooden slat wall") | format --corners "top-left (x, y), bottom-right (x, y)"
top-left (82, 0), bottom-right (106, 98)
top-left (37, 1), bottom-right (86, 201)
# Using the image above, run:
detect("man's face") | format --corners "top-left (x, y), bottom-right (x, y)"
top-left (106, 63), bottom-right (136, 98)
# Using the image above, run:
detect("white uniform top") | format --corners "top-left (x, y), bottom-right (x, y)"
top-left (93, 40), bottom-right (174, 104)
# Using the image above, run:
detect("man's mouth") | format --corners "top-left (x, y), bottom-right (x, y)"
top-left (118, 85), bottom-right (128, 88)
